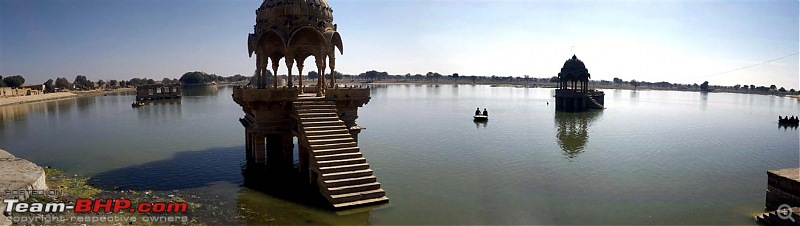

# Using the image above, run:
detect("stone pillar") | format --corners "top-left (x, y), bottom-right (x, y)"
top-left (329, 55), bottom-right (336, 88)
top-left (315, 54), bottom-right (326, 97)
top-left (298, 141), bottom-right (309, 174)
top-left (286, 57), bottom-right (294, 87)
top-left (266, 135), bottom-right (281, 165)
top-left (271, 57), bottom-right (280, 88)
top-left (245, 130), bottom-right (253, 163)
top-left (281, 134), bottom-right (294, 167)
top-left (297, 62), bottom-right (304, 93)
top-left (257, 54), bottom-right (265, 89)
top-left (349, 128), bottom-right (361, 143)
top-left (253, 133), bottom-right (266, 164)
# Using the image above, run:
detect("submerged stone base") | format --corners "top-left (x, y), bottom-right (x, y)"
top-left (0, 149), bottom-right (47, 226)
top-left (554, 89), bottom-right (604, 112)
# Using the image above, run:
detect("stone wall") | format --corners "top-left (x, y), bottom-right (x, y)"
top-left (0, 87), bottom-right (33, 97)
top-left (766, 167), bottom-right (800, 211)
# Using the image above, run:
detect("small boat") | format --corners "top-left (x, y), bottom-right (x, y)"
top-left (779, 117), bottom-right (799, 126)
top-left (473, 114), bottom-right (488, 121)
top-left (132, 101), bottom-right (145, 107)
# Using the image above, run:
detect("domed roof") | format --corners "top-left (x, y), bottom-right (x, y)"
top-left (560, 55), bottom-right (588, 75)
top-left (254, 0), bottom-right (335, 36)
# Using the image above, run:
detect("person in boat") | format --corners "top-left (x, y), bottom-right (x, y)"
top-left (475, 108), bottom-right (481, 116)
top-left (483, 108), bottom-right (488, 116)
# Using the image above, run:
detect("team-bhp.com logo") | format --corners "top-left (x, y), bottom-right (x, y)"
top-left (4, 199), bottom-right (187, 213)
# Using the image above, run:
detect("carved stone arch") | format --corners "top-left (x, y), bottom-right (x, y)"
top-left (324, 31), bottom-right (343, 55)
top-left (288, 26), bottom-right (327, 49)
top-left (258, 29), bottom-right (289, 56)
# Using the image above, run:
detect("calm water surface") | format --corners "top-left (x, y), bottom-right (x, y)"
top-left (1, 85), bottom-right (798, 224)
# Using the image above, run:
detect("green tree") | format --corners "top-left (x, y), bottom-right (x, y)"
top-left (779, 87), bottom-right (786, 92)
top-left (44, 79), bottom-right (55, 93)
top-left (129, 78), bottom-right (143, 86)
top-left (630, 79), bottom-right (639, 90)
top-left (162, 78), bottom-right (173, 85)
top-left (73, 75), bottom-right (92, 90)
top-left (55, 77), bottom-right (70, 89)
top-left (179, 71), bottom-right (217, 84)
top-left (97, 80), bottom-right (106, 88)
top-left (3, 75), bottom-right (26, 88)
top-left (109, 80), bottom-right (119, 88)
top-left (307, 71), bottom-right (318, 79)
top-left (0, 75), bottom-right (5, 87)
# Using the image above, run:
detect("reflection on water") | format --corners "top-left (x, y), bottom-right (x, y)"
top-left (779, 124), bottom-right (798, 130)
top-left (88, 146), bottom-right (243, 191)
top-left (182, 85), bottom-right (219, 96)
top-left (2, 85), bottom-right (798, 224)
top-left (473, 120), bottom-right (487, 129)
top-left (554, 110), bottom-right (602, 160)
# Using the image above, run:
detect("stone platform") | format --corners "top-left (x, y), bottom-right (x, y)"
top-left (766, 167), bottom-right (800, 210)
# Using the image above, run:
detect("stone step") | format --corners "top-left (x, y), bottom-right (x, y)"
top-left (295, 104), bottom-right (337, 109)
top-left (317, 157), bottom-right (366, 168)
top-left (312, 147), bottom-right (361, 156)
top-left (296, 108), bottom-right (337, 113)
top-left (327, 182), bottom-right (382, 195)
top-left (305, 129), bottom-right (350, 136)
top-left (295, 101), bottom-right (335, 105)
top-left (311, 142), bottom-right (357, 150)
top-left (297, 112), bottom-right (337, 117)
top-left (332, 196), bottom-right (389, 209)
top-left (303, 125), bottom-right (347, 131)
top-left (301, 120), bottom-right (345, 127)
top-left (315, 152), bottom-right (363, 162)
top-left (321, 169), bottom-right (373, 180)
top-left (323, 175), bottom-right (376, 188)
top-left (319, 163), bottom-right (370, 174)
top-left (329, 189), bottom-right (386, 205)
top-left (306, 133), bottom-right (352, 140)
top-left (299, 116), bottom-right (341, 122)
top-left (308, 137), bottom-right (355, 145)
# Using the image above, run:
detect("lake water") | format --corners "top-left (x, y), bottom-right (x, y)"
top-left (1, 84), bottom-right (798, 224)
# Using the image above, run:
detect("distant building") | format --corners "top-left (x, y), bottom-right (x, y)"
top-left (0, 85), bottom-right (41, 97)
top-left (136, 84), bottom-right (182, 101)
top-left (21, 84), bottom-right (44, 95)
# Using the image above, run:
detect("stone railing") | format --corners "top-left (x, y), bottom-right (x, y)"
top-left (325, 87), bottom-right (370, 100)
top-left (233, 87), bottom-right (299, 103)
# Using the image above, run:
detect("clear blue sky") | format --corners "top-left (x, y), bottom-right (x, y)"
top-left (1, 0), bottom-right (797, 89)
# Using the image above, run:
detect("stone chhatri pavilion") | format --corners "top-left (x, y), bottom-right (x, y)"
top-left (554, 55), bottom-right (605, 112)
top-left (247, 0), bottom-right (343, 96)
top-left (233, 0), bottom-right (388, 209)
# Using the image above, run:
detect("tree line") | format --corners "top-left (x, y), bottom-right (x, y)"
top-left (0, 72), bottom-right (249, 93)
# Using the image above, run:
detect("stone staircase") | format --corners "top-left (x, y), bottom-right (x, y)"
top-left (294, 100), bottom-right (388, 208)
top-left (754, 207), bottom-right (800, 226)
top-left (587, 95), bottom-right (604, 109)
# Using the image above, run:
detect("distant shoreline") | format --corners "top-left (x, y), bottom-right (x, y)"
top-left (0, 88), bottom-right (136, 107)
top-left (346, 79), bottom-right (799, 98)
